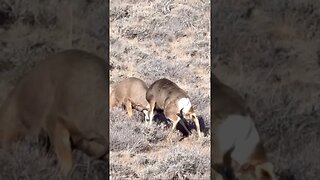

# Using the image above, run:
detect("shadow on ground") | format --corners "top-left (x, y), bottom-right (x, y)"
top-left (152, 110), bottom-right (210, 138)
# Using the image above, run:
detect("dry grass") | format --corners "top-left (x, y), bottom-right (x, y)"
top-left (0, 137), bottom-right (107, 180)
top-left (214, 0), bottom-right (320, 179)
top-left (110, 108), bottom-right (211, 179)
top-left (110, 0), bottom-right (210, 179)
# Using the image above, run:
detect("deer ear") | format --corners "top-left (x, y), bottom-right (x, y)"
top-left (255, 162), bottom-right (276, 179)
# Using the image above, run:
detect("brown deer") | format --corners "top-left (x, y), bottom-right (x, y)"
top-left (212, 74), bottom-right (277, 180)
top-left (146, 78), bottom-right (202, 138)
top-left (0, 49), bottom-right (108, 179)
top-left (110, 77), bottom-right (150, 121)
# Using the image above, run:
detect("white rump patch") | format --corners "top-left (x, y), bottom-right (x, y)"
top-left (177, 98), bottom-right (192, 114)
top-left (217, 115), bottom-right (260, 165)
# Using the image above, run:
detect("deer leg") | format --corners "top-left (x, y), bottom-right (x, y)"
top-left (142, 109), bottom-right (149, 121)
top-left (124, 99), bottom-right (133, 117)
top-left (147, 96), bottom-right (156, 125)
top-left (191, 113), bottom-right (202, 138)
top-left (171, 119), bottom-right (180, 132)
top-left (48, 120), bottom-right (73, 179)
top-left (0, 110), bottom-right (29, 149)
top-left (165, 111), bottom-right (181, 139)
top-left (1, 126), bottom-right (26, 149)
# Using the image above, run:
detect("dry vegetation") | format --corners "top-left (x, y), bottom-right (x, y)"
top-left (0, 0), bottom-right (107, 179)
top-left (110, 0), bottom-right (210, 179)
top-left (214, 0), bottom-right (320, 179)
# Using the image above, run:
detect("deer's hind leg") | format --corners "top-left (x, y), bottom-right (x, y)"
top-left (124, 98), bottom-right (133, 117)
top-left (47, 119), bottom-right (73, 179)
top-left (146, 95), bottom-right (155, 125)
top-left (142, 109), bottom-right (149, 122)
top-left (1, 123), bottom-right (27, 149)
top-left (164, 110), bottom-right (181, 138)
top-left (191, 114), bottom-right (202, 138)
top-left (165, 103), bottom-right (191, 137)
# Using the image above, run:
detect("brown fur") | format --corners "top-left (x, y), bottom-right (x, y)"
top-left (212, 74), bottom-right (251, 120)
top-left (0, 49), bottom-right (108, 179)
top-left (212, 74), bottom-right (276, 180)
top-left (110, 77), bottom-right (150, 119)
top-left (146, 78), bottom-right (202, 138)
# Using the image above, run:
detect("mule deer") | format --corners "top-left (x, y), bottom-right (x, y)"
top-left (110, 77), bottom-right (150, 121)
top-left (212, 74), bottom-right (276, 180)
top-left (0, 49), bottom-right (108, 179)
top-left (146, 78), bottom-right (202, 138)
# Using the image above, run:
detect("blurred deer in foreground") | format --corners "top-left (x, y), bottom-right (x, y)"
top-left (146, 78), bottom-right (202, 139)
top-left (212, 74), bottom-right (277, 180)
top-left (0, 49), bottom-right (108, 179)
top-left (110, 77), bottom-right (150, 121)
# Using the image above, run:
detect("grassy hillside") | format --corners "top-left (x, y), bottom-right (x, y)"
top-left (214, 0), bottom-right (320, 179)
top-left (110, 0), bottom-right (210, 179)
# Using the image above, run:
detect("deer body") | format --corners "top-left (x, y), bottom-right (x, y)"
top-left (146, 78), bottom-right (201, 138)
top-left (0, 49), bottom-right (108, 179)
top-left (110, 77), bottom-right (150, 120)
top-left (212, 74), bottom-right (276, 180)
